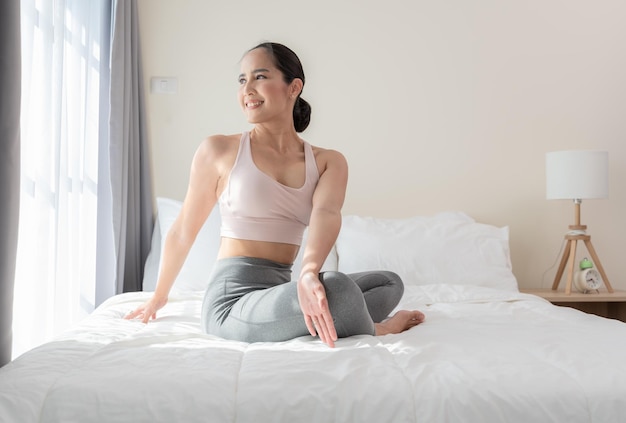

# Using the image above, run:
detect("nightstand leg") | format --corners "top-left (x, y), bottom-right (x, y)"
top-left (583, 239), bottom-right (614, 293)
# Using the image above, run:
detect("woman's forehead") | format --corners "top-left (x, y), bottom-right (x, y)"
top-left (241, 48), bottom-right (275, 71)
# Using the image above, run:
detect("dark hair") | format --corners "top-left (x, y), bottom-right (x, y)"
top-left (249, 42), bottom-right (311, 132)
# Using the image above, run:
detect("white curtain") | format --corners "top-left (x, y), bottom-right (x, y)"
top-left (13, 0), bottom-right (111, 359)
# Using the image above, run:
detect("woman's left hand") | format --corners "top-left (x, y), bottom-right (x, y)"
top-left (297, 272), bottom-right (337, 348)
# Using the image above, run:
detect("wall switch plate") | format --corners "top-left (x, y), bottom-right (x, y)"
top-left (150, 77), bottom-right (178, 94)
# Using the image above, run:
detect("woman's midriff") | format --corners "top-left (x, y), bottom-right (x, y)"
top-left (217, 237), bottom-right (300, 265)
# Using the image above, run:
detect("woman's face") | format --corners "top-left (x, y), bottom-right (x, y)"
top-left (238, 48), bottom-right (296, 125)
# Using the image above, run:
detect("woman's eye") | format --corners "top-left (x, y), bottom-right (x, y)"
top-left (255, 74), bottom-right (266, 80)
top-left (238, 78), bottom-right (246, 85)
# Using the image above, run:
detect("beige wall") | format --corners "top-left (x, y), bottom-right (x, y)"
top-left (137, 0), bottom-right (626, 290)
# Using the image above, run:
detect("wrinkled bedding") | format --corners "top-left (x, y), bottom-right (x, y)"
top-left (2, 284), bottom-right (626, 423)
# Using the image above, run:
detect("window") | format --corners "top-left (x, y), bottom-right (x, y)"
top-left (14, 0), bottom-right (108, 359)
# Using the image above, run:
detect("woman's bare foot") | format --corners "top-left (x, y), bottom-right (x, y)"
top-left (375, 310), bottom-right (425, 336)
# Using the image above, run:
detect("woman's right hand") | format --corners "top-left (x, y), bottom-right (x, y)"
top-left (297, 272), bottom-right (338, 347)
top-left (124, 295), bottom-right (168, 324)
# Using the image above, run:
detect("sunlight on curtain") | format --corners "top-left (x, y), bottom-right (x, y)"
top-left (14, 0), bottom-right (106, 359)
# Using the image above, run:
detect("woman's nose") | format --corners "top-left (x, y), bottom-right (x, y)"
top-left (243, 80), bottom-right (255, 96)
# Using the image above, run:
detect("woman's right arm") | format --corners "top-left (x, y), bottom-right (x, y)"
top-left (125, 136), bottom-right (225, 323)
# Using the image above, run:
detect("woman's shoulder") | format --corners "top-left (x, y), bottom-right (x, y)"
top-left (190, 133), bottom-right (243, 174)
top-left (309, 144), bottom-right (347, 164)
top-left (203, 133), bottom-right (243, 148)
top-left (196, 133), bottom-right (242, 156)
top-left (307, 143), bottom-right (348, 174)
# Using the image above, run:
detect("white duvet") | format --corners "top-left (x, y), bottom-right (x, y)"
top-left (2, 284), bottom-right (626, 423)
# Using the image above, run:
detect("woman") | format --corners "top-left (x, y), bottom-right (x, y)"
top-left (126, 42), bottom-right (424, 347)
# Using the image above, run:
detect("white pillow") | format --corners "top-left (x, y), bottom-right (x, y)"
top-left (334, 212), bottom-right (518, 292)
top-left (142, 198), bottom-right (222, 292)
top-left (142, 197), bottom-right (338, 292)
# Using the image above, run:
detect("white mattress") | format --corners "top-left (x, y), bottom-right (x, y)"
top-left (2, 284), bottom-right (626, 423)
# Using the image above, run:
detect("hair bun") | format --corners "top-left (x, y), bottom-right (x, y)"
top-left (293, 97), bottom-right (311, 133)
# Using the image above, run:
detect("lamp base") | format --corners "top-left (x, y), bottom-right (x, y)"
top-left (551, 233), bottom-right (613, 295)
top-left (569, 224), bottom-right (586, 231)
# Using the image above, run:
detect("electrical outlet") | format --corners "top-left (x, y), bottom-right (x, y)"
top-left (150, 77), bottom-right (178, 94)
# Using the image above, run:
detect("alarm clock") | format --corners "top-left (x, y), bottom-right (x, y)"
top-left (574, 258), bottom-right (603, 293)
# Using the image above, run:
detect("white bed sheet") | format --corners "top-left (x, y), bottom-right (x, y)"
top-left (2, 285), bottom-right (626, 423)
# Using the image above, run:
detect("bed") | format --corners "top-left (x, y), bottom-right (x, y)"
top-left (2, 197), bottom-right (626, 423)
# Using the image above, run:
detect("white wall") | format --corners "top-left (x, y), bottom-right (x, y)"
top-left (137, 0), bottom-right (626, 290)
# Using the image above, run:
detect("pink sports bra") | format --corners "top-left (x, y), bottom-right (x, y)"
top-left (219, 132), bottom-right (320, 246)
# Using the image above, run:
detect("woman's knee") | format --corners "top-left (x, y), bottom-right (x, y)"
top-left (318, 271), bottom-right (374, 336)
top-left (319, 271), bottom-right (362, 301)
top-left (381, 270), bottom-right (404, 302)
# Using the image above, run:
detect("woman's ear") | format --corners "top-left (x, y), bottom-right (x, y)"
top-left (290, 78), bottom-right (303, 98)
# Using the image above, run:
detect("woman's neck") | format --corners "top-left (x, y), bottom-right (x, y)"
top-left (250, 126), bottom-right (301, 152)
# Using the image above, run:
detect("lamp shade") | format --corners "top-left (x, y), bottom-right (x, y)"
top-left (546, 150), bottom-right (609, 200)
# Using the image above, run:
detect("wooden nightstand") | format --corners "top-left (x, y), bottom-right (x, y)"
top-left (521, 289), bottom-right (626, 323)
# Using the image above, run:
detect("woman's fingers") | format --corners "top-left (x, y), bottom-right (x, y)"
top-left (315, 314), bottom-right (335, 348)
top-left (142, 310), bottom-right (156, 324)
top-left (124, 307), bottom-right (143, 320)
top-left (298, 274), bottom-right (337, 347)
top-left (305, 315), bottom-right (317, 337)
top-left (308, 304), bottom-right (337, 347)
top-left (123, 296), bottom-right (167, 325)
top-left (314, 290), bottom-right (337, 346)
top-left (123, 305), bottom-right (156, 324)
top-left (306, 307), bottom-right (336, 347)
top-left (321, 310), bottom-right (337, 344)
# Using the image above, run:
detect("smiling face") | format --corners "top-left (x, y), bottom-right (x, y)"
top-left (237, 47), bottom-right (301, 126)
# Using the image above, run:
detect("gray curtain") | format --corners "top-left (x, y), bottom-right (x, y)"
top-left (0, 0), bottom-right (21, 367)
top-left (109, 0), bottom-right (154, 293)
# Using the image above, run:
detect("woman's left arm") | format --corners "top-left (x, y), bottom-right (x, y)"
top-left (297, 149), bottom-right (348, 348)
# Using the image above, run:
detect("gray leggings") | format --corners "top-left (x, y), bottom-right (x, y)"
top-left (201, 257), bottom-right (404, 343)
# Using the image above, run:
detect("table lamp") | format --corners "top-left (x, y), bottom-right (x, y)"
top-left (546, 150), bottom-right (612, 294)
